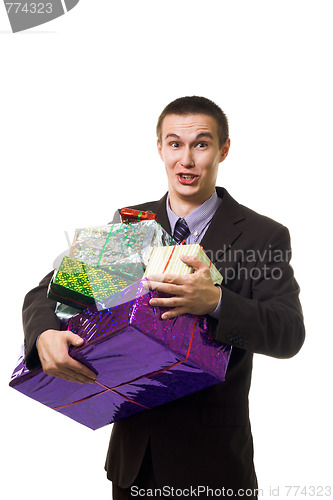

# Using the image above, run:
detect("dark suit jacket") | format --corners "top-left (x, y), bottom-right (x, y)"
top-left (22, 187), bottom-right (305, 492)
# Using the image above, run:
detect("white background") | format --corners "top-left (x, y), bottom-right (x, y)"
top-left (1, 1), bottom-right (332, 499)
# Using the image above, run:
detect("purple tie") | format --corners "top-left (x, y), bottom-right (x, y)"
top-left (173, 218), bottom-right (190, 244)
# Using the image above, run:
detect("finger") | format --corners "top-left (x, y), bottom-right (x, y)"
top-left (179, 255), bottom-right (207, 271)
top-left (51, 367), bottom-right (95, 385)
top-left (44, 363), bottom-right (91, 384)
top-left (54, 369), bottom-right (87, 384)
top-left (63, 367), bottom-right (97, 385)
top-left (50, 362), bottom-right (96, 384)
top-left (66, 331), bottom-right (85, 348)
top-left (161, 307), bottom-right (187, 320)
top-left (147, 274), bottom-right (186, 286)
top-left (148, 281), bottom-right (186, 296)
top-left (45, 363), bottom-right (97, 384)
top-left (65, 357), bottom-right (97, 381)
top-left (149, 296), bottom-right (184, 308)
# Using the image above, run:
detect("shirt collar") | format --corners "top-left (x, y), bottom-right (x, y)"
top-left (166, 190), bottom-right (221, 241)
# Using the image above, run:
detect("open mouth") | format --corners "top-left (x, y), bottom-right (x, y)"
top-left (177, 174), bottom-right (199, 185)
top-left (180, 174), bottom-right (195, 179)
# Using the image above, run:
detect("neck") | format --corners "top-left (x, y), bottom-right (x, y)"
top-left (168, 189), bottom-right (215, 217)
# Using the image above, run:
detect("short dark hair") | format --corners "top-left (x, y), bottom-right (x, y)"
top-left (156, 96), bottom-right (229, 148)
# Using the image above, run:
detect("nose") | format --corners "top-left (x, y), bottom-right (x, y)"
top-left (179, 147), bottom-right (194, 168)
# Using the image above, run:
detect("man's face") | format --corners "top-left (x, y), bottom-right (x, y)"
top-left (157, 113), bottom-right (230, 208)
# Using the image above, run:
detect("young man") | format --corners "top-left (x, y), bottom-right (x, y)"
top-left (23, 96), bottom-right (305, 499)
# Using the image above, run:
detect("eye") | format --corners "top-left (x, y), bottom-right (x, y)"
top-left (169, 141), bottom-right (180, 148)
top-left (196, 142), bottom-right (208, 149)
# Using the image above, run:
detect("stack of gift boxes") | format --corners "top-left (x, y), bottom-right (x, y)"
top-left (10, 209), bottom-right (231, 430)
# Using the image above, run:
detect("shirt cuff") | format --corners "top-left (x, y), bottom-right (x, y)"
top-left (209, 286), bottom-right (222, 320)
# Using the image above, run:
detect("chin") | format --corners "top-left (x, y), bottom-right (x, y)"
top-left (175, 186), bottom-right (200, 197)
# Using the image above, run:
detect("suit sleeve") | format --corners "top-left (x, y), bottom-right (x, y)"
top-left (213, 225), bottom-right (305, 358)
top-left (22, 271), bottom-right (60, 370)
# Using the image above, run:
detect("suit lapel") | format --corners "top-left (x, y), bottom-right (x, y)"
top-left (200, 187), bottom-right (245, 265)
top-left (152, 193), bottom-right (172, 235)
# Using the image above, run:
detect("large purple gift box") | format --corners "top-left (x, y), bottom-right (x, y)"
top-left (10, 283), bottom-right (231, 430)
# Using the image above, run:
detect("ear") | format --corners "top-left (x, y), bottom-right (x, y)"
top-left (219, 138), bottom-right (231, 162)
top-left (157, 139), bottom-right (163, 161)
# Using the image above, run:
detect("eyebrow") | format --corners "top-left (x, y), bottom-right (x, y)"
top-left (165, 132), bottom-right (214, 141)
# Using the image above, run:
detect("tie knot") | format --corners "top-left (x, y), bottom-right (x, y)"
top-left (173, 218), bottom-right (191, 244)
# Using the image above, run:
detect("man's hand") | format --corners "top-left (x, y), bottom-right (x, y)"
top-left (37, 329), bottom-right (97, 384)
top-left (146, 255), bottom-right (221, 319)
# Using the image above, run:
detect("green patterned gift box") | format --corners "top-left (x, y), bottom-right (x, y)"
top-left (48, 256), bottom-right (143, 309)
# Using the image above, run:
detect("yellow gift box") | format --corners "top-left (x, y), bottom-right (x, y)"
top-left (144, 244), bottom-right (222, 285)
